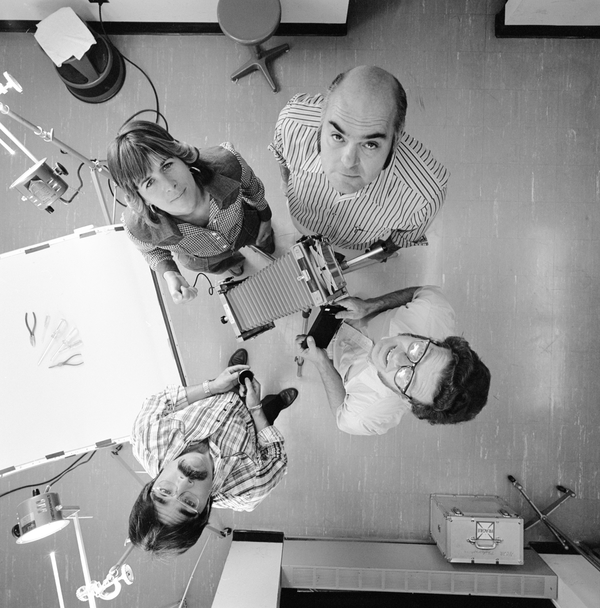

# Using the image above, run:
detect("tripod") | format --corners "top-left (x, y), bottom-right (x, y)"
top-left (507, 474), bottom-right (600, 572)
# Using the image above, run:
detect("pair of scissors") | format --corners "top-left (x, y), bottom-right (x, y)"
top-left (49, 353), bottom-right (84, 368)
top-left (25, 312), bottom-right (37, 347)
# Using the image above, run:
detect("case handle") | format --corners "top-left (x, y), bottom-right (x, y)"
top-left (467, 536), bottom-right (503, 550)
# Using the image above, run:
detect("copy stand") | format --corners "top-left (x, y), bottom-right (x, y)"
top-left (508, 474), bottom-right (600, 571)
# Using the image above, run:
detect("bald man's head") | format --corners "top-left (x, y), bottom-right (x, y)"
top-left (319, 66), bottom-right (407, 194)
top-left (324, 66), bottom-right (407, 135)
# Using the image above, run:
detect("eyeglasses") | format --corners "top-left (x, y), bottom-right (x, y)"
top-left (152, 481), bottom-right (200, 514)
top-left (393, 339), bottom-right (432, 396)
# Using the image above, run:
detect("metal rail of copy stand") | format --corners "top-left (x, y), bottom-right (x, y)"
top-left (508, 474), bottom-right (600, 572)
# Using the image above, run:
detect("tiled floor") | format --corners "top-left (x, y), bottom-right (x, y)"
top-left (1, 1), bottom-right (599, 606)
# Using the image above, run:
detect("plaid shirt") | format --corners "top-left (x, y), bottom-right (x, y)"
top-left (270, 94), bottom-right (449, 251)
top-left (131, 385), bottom-right (287, 511)
top-left (124, 142), bottom-right (271, 276)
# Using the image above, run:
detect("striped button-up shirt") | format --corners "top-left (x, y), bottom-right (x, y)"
top-left (131, 385), bottom-right (287, 511)
top-left (124, 142), bottom-right (271, 276)
top-left (269, 94), bottom-right (449, 251)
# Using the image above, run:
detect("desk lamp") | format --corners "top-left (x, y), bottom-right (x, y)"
top-left (12, 489), bottom-right (134, 606)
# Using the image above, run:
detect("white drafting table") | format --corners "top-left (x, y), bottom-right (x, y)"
top-left (0, 225), bottom-right (186, 477)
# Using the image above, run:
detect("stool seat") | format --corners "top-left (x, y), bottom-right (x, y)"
top-left (218, 0), bottom-right (281, 45)
top-left (218, 0), bottom-right (289, 92)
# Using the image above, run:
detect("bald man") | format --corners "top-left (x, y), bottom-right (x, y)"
top-left (270, 66), bottom-right (449, 254)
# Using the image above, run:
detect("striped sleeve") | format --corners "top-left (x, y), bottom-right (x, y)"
top-left (269, 93), bottom-right (322, 167)
top-left (388, 133), bottom-right (449, 249)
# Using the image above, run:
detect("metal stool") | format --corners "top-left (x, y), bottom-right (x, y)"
top-left (218, 0), bottom-right (289, 92)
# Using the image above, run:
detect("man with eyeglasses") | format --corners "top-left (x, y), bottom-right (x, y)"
top-left (127, 352), bottom-right (297, 557)
top-left (296, 286), bottom-right (490, 435)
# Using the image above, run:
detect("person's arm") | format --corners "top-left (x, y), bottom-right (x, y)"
top-left (214, 376), bottom-right (288, 512)
top-left (224, 143), bottom-right (271, 219)
top-left (334, 287), bottom-right (420, 321)
top-left (223, 143), bottom-right (273, 247)
top-left (295, 335), bottom-right (346, 420)
top-left (124, 223), bottom-right (197, 304)
top-left (278, 163), bottom-right (290, 197)
top-left (183, 364), bottom-right (251, 406)
top-left (386, 133), bottom-right (449, 249)
top-left (163, 271), bottom-right (198, 304)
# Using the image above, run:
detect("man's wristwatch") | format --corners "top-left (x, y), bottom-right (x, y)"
top-left (202, 379), bottom-right (213, 397)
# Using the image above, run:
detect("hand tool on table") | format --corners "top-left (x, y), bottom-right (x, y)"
top-left (25, 312), bottom-right (37, 346)
top-left (37, 318), bottom-right (67, 365)
top-left (49, 353), bottom-right (84, 368)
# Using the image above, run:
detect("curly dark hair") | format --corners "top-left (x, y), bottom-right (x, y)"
top-left (128, 479), bottom-right (212, 559)
top-left (106, 120), bottom-right (214, 224)
top-left (410, 336), bottom-right (491, 425)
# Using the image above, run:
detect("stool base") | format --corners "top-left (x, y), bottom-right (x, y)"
top-left (231, 43), bottom-right (289, 92)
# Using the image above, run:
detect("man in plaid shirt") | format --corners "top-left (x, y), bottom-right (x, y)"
top-left (128, 359), bottom-right (292, 557)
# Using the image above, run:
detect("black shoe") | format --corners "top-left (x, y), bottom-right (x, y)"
top-left (229, 263), bottom-right (244, 277)
top-left (278, 388), bottom-right (298, 407)
top-left (261, 388), bottom-right (298, 425)
top-left (228, 348), bottom-right (248, 367)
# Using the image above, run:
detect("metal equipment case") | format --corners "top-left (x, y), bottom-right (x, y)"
top-left (430, 494), bottom-right (524, 565)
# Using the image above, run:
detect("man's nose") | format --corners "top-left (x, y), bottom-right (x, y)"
top-left (341, 144), bottom-right (359, 169)
top-left (177, 473), bottom-right (193, 488)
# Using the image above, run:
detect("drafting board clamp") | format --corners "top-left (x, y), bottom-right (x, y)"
top-left (0, 225), bottom-right (186, 477)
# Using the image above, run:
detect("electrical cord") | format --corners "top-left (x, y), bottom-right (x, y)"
top-left (96, 4), bottom-right (170, 209)
top-left (0, 451), bottom-right (97, 500)
top-left (97, 4), bottom-right (168, 131)
top-left (192, 272), bottom-right (215, 296)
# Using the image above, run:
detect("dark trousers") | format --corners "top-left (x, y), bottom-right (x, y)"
top-left (260, 393), bottom-right (285, 426)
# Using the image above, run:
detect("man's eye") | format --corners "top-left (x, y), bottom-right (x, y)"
top-left (364, 142), bottom-right (379, 150)
top-left (331, 133), bottom-right (344, 142)
top-left (163, 161), bottom-right (173, 171)
top-left (144, 179), bottom-right (154, 189)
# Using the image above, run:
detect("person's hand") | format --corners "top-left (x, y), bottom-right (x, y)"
top-left (279, 165), bottom-right (290, 197)
top-left (240, 376), bottom-right (262, 410)
top-left (164, 271), bottom-right (198, 304)
top-left (211, 365), bottom-right (251, 394)
top-left (255, 220), bottom-right (273, 248)
top-left (295, 335), bottom-right (328, 364)
top-left (333, 297), bottom-right (373, 321)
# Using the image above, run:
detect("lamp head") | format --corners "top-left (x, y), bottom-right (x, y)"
top-left (9, 159), bottom-right (68, 213)
top-left (12, 491), bottom-right (70, 544)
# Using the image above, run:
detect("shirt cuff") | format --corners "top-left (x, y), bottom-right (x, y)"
top-left (267, 143), bottom-right (286, 165)
top-left (257, 425), bottom-right (285, 446)
top-left (156, 258), bottom-right (179, 276)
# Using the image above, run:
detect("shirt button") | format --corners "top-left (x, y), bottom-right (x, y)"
top-left (211, 232), bottom-right (217, 236)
